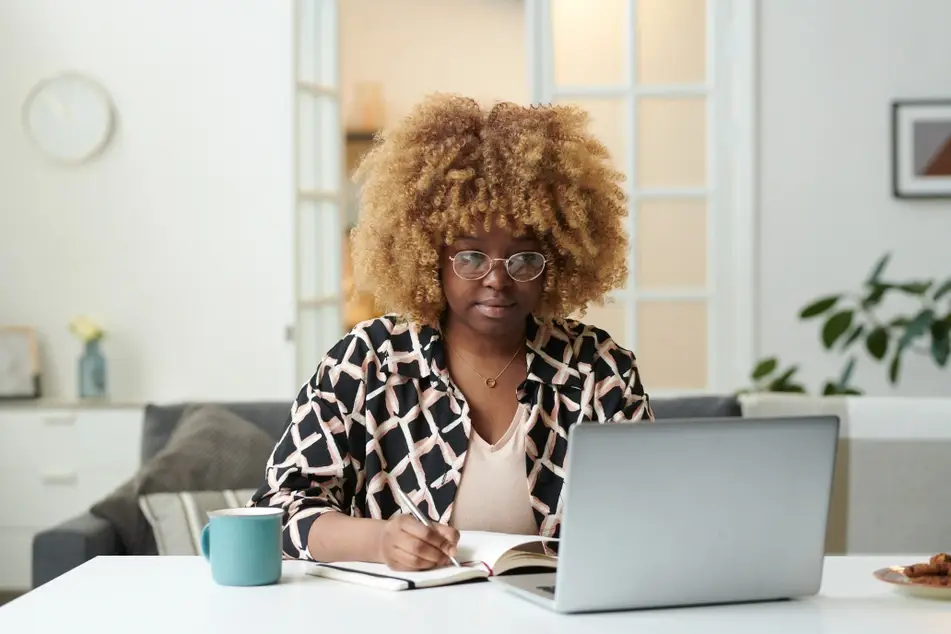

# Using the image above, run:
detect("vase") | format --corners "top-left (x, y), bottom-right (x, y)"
top-left (78, 339), bottom-right (107, 399)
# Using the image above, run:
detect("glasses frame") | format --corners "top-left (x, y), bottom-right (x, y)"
top-left (448, 250), bottom-right (548, 282)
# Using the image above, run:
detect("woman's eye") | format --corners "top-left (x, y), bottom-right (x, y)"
top-left (458, 252), bottom-right (486, 266)
top-left (514, 253), bottom-right (543, 268)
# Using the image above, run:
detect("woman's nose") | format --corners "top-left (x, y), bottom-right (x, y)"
top-left (482, 260), bottom-right (511, 289)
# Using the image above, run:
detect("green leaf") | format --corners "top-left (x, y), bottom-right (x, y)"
top-left (800, 296), bottom-right (840, 319)
top-left (931, 321), bottom-right (950, 367)
top-left (897, 309), bottom-right (935, 350)
top-left (751, 357), bottom-right (778, 380)
top-left (862, 283), bottom-right (889, 308)
top-left (890, 317), bottom-right (910, 329)
top-left (866, 253), bottom-right (891, 285)
top-left (838, 357), bottom-right (856, 388)
top-left (772, 383), bottom-right (807, 394)
top-left (897, 281), bottom-right (933, 295)
top-left (821, 310), bottom-right (854, 349)
top-left (888, 355), bottom-right (901, 385)
top-left (865, 327), bottom-right (889, 360)
top-left (821, 381), bottom-right (863, 396)
top-left (841, 325), bottom-right (865, 349)
top-left (933, 279), bottom-right (951, 301)
top-left (767, 366), bottom-right (799, 391)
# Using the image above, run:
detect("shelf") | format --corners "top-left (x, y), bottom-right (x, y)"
top-left (346, 130), bottom-right (377, 142)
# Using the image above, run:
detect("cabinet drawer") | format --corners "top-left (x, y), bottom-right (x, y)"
top-left (0, 527), bottom-right (35, 591)
top-left (0, 470), bottom-right (135, 529)
top-left (0, 408), bottom-right (142, 476)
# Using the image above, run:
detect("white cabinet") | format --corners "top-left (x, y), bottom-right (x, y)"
top-left (0, 402), bottom-right (142, 590)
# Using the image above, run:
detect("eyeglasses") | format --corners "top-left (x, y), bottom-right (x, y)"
top-left (449, 250), bottom-right (547, 282)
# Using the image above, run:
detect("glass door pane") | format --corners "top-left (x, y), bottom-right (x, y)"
top-left (635, 0), bottom-right (707, 85)
top-left (636, 199), bottom-right (707, 289)
top-left (296, 0), bottom-right (338, 87)
top-left (297, 93), bottom-right (342, 193)
top-left (297, 199), bottom-right (342, 301)
top-left (635, 97), bottom-right (707, 189)
top-left (636, 300), bottom-right (708, 389)
top-left (551, 0), bottom-right (628, 86)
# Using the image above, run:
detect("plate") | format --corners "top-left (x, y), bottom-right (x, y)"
top-left (873, 566), bottom-right (951, 600)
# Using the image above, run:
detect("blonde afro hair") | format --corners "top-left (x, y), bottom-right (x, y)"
top-left (349, 93), bottom-right (629, 327)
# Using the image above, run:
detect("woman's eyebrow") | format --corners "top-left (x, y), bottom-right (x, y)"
top-left (452, 235), bottom-right (538, 246)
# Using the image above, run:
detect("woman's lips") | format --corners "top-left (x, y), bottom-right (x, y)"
top-left (474, 302), bottom-right (516, 319)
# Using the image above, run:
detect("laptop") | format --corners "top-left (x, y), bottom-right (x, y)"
top-left (489, 415), bottom-right (840, 613)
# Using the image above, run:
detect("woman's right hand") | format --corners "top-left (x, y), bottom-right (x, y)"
top-left (376, 514), bottom-right (460, 571)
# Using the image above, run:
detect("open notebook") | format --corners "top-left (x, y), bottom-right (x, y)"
top-left (307, 530), bottom-right (558, 591)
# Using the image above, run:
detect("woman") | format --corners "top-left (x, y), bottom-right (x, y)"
top-left (249, 94), bottom-right (653, 571)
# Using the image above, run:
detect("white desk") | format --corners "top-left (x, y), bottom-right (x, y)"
top-left (1, 555), bottom-right (949, 633)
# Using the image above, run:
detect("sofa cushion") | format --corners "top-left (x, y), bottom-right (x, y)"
top-left (139, 489), bottom-right (256, 555)
top-left (141, 401), bottom-right (290, 463)
top-left (650, 395), bottom-right (741, 419)
top-left (90, 405), bottom-right (275, 555)
top-left (737, 393), bottom-right (849, 420)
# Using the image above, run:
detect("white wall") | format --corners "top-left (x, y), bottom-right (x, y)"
top-left (758, 0), bottom-right (951, 396)
top-left (0, 0), bottom-right (296, 403)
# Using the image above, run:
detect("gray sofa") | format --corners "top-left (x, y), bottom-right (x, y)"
top-left (31, 395), bottom-right (741, 588)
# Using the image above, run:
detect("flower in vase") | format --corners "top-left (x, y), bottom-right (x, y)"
top-left (68, 315), bottom-right (104, 343)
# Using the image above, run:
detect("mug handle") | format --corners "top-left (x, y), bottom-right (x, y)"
top-left (200, 523), bottom-right (211, 561)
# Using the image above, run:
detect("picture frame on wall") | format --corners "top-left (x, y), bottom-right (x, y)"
top-left (892, 99), bottom-right (951, 199)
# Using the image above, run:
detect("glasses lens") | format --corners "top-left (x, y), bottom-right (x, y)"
top-left (507, 252), bottom-right (546, 282)
top-left (453, 251), bottom-right (490, 279)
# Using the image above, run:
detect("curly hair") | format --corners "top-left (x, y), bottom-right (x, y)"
top-left (349, 93), bottom-right (629, 327)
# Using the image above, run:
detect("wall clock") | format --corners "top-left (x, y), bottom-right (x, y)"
top-left (0, 327), bottom-right (42, 400)
top-left (22, 72), bottom-right (116, 165)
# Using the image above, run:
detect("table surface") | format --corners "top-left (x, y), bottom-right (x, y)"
top-left (2, 555), bottom-right (949, 633)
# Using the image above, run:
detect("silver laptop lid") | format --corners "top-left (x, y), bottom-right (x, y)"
top-left (554, 416), bottom-right (839, 612)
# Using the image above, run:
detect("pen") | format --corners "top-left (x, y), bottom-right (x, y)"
top-left (394, 486), bottom-right (461, 568)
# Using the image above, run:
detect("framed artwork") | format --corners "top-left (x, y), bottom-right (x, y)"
top-left (892, 99), bottom-right (951, 199)
top-left (0, 326), bottom-right (41, 400)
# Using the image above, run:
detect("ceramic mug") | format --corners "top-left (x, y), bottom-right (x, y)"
top-left (200, 507), bottom-right (283, 586)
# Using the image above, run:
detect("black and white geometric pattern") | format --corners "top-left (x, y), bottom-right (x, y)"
top-left (248, 314), bottom-right (653, 560)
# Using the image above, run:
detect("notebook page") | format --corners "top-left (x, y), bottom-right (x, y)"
top-left (309, 560), bottom-right (487, 590)
top-left (456, 531), bottom-right (553, 570)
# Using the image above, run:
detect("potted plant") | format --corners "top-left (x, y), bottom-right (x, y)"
top-left (744, 253), bottom-right (951, 395)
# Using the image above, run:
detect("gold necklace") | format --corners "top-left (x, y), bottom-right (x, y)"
top-left (445, 340), bottom-right (523, 388)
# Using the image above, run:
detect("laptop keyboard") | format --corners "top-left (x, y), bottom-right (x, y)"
top-left (538, 585), bottom-right (556, 595)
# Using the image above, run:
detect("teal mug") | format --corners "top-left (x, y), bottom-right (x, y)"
top-left (200, 507), bottom-right (284, 586)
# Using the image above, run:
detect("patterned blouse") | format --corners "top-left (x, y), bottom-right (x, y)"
top-left (248, 314), bottom-right (653, 560)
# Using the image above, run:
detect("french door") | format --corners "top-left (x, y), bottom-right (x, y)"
top-left (525, 0), bottom-right (755, 394)
top-left (292, 0), bottom-right (345, 387)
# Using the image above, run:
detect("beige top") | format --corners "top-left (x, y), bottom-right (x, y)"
top-left (450, 405), bottom-right (538, 535)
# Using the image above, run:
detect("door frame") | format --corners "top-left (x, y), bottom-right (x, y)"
top-left (727, 0), bottom-right (759, 394)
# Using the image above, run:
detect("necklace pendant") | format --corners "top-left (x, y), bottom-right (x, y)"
top-left (485, 378), bottom-right (497, 388)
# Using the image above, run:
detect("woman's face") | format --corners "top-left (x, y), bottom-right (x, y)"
top-left (440, 221), bottom-right (546, 338)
